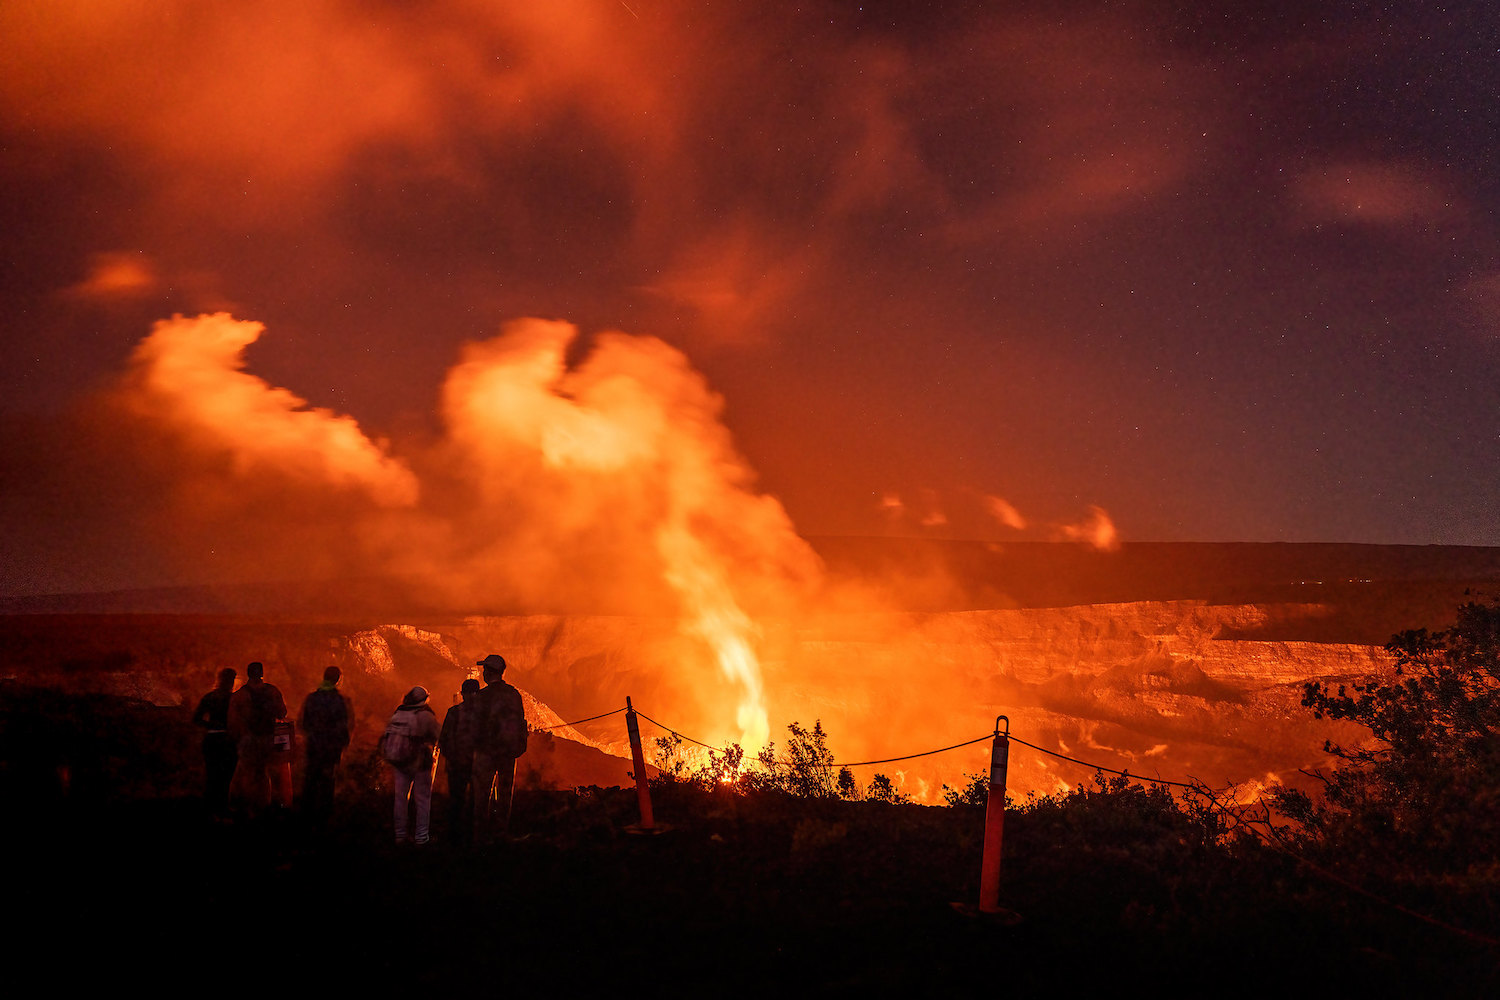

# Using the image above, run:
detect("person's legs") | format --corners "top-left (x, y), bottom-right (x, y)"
top-left (472, 756), bottom-right (498, 846)
top-left (204, 734), bottom-right (236, 814)
top-left (491, 756), bottom-right (517, 836)
top-left (413, 765), bottom-right (434, 844)
top-left (447, 764), bottom-right (472, 844)
top-left (303, 753), bottom-right (338, 828)
top-left (232, 738), bottom-right (272, 817)
top-left (392, 767), bottom-right (413, 842)
top-left (270, 759), bottom-right (293, 809)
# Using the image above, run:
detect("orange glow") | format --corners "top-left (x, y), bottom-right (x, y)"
top-left (440, 318), bottom-right (800, 749)
top-left (94, 312), bottom-right (1381, 800)
top-left (118, 313), bottom-right (419, 505)
top-left (1057, 504), bottom-right (1120, 552)
top-left (109, 313), bottom-right (816, 753)
top-left (984, 495), bottom-right (1028, 531)
top-left (67, 252), bottom-right (159, 300)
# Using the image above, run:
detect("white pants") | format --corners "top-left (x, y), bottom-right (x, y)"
top-left (392, 763), bottom-right (434, 843)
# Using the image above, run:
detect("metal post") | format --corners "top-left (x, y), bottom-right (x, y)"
top-left (625, 696), bottom-right (655, 830)
top-left (979, 715), bottom-right (1010, 914)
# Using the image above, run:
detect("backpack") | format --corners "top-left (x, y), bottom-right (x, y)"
top-left (498, 712), bottom-right (529, 758)
top-left (381, 717), bottom-right (417, 767)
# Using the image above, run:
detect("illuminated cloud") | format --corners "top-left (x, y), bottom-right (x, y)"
top-left (643, 223), bottom-right (818, 345)
top-left (104, 312), bottom-right (822, 750)
top-left (65, 252), bottom-right (159, 301)
top-left (984, 495), bottom-right (1028, 531)
top-left (436, 317), bottom-right (828, 750)
top-left (938, 16), bottom-right (1214, 240)
top-left (916, 489), bottom-right (948, 528)
top-left (873, 489), bottom-right (950, 530)
top-left (117, 313), bottom-right (419, 505)
top-left (0, 2), bottom-right (440, 194)
top-left (1056, 504), bottom-right (1121, 552)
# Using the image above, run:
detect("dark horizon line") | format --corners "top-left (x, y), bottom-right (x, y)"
top-left (3, 536), bottom-right (1498, 607)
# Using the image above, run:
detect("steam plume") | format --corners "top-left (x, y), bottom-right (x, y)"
top-left (1057, 504), bottom-right (1120, 551)
top-left (119, 313), bottom-right (419, 505)
top-left (108, 313), bottom-right (819, 750)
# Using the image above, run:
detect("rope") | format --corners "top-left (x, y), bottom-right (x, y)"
top-left (636, 710), bottom-right (995, 769)
top-left (533, 706), bottom-right (628, 731)
top-left (833, 734), bottom-right (993, 768)
top-left (633, 710), bottom-right (723, 751)
top-left (1004, 733), bottom-right (1202, 790)
top-left (633, 706), bottom-right (1200, 786)
top-left (576, 702), bottom-right (1215, 791)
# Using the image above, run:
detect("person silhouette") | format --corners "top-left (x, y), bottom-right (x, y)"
top-left (298, 665), bottom-right (352, 832)
top-left (383, 686), bottom-right (440, 846)
top-left (192, 667), bottom-right (237, 817)
top-left (471, 654), bottom-right (527, 845)
top-left (228, 661), bottom-right (289, 819)
top-left (439, 678), bottom-right (482, 846)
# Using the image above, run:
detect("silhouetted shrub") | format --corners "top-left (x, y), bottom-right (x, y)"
top-left (940, 771), bottom-right (989, 807)
top-left (865, 772), bottom-right (908, 803)
top-left (749, 720), bottom-right (843, 798)
top-left (1271, 599), bottom-right (1500, 921)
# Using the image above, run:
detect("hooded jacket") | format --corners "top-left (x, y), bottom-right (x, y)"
top-left (383, 703), bottom-right (440, 773)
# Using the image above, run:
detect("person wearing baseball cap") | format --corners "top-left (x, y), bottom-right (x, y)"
top-left (471, 653), bottom-right (527, 845)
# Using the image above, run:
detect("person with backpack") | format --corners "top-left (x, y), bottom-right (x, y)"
top-left (471, 654), bottom-right (528, 846)
top-left (298, 665), bottom-right (352, 832)
top-left (228, 661), bottom-right (290, 819)
top-left (382, 686), bottom-right (440, 846)
top-left (438, 678), bottom-right (481, 846)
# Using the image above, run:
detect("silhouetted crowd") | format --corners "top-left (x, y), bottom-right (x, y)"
top-left (192, 652), bottom-right (527, 845)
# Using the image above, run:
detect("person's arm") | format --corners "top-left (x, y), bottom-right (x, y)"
top-left (192, 694), bottom-right (212, 729)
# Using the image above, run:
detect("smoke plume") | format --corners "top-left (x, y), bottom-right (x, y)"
top-left (104, 312), bottom-right (821, 749)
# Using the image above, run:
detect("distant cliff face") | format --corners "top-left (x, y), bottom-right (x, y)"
top-left (0, 601), bottom-right (1391, 800)
top-left (436, 601), bottom-right (1389, 799)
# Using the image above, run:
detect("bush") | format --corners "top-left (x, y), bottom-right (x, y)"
top-left (941, 771), bottom-right (989, 808)
top-left (865, 772), bottom-right (908, 804)
top-left (748, 720), bottom-right (851, 799)
top-left (1271, 599), bottom-right (1500, 900)
top-left (650, 732), bottom-right (690, 784)
top-left (650, 730), bottom-right (747, 791)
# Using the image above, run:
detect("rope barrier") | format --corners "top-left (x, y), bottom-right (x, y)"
top-left (633, 710), bottom-right (723, 751)
top-left (631, 704), bottom-right (1204, 787)
top-left (533, 706), bottom-right (628, 731)
top-left (636, 709), bottom-right (996, 770)
top-left (833, 734), bottom-right (994, 768)
top-left (1004, 733), bottom-right (1202, 790)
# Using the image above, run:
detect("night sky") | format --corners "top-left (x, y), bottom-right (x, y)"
top-left (2, 1), bottom-right (1498, 598)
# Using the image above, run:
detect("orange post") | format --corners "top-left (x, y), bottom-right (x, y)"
top-left (979, 715), bottom-right (1010, 913)
top-left (625, 696), bottom-right (655, 830)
